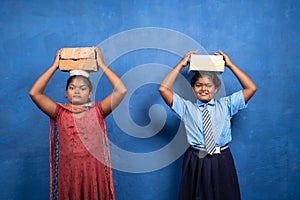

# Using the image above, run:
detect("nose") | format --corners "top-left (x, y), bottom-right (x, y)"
top-left (200, 85), bottom-right (207, 91)
top-left (74, 87), bottom-right (80, 94)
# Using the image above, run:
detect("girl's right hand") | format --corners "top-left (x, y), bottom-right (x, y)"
top-left (179, 50), bottom-right (198, 67)
top-left (52, 48), bottom-right (62, 69)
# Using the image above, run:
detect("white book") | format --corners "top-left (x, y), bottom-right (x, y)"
top-left (188, 55), bottom-right (225, 72)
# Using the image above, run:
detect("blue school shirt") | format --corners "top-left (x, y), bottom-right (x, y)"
top-left (171, 90), bottom-right (247, 148)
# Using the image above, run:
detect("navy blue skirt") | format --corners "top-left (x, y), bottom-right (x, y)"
top-left (178, 147), bottom-right (241, 200)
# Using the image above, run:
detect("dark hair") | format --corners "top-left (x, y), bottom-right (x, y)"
top-left (190, 71), bottom-right (221, 88)
top-left (66, 75), bottom-right (93, 91)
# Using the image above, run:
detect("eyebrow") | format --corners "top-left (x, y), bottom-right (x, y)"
top-left (195, 82), bottom-right (214, 85)
top-left (69, 84), bottom-right (88, 87)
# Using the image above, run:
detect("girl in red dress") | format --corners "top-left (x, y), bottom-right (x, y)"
top-left (29, 47), bottom-right (127, 200)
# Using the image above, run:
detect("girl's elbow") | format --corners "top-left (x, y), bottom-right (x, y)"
top-left (246, 83), bottom-right (257, 97)
top-left (28, 89), bottom-right (36, 99)
top-left (251, 85), bottom-right (257, 95)
top-left (158, 85), bottom-right (167, 94)
top-left (122, 88), bottom-right (127, 95)
top-left (118, 88), bottom-right (127, 97)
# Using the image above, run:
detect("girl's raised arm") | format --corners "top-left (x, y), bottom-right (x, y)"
top-left (159, 50), bottom-right (197, 107)
top-left (95, 47), bottom-right (127, 115)
top-left (29, 49), bottom-right (62, 117)
top-left (217, 50), bottom-right (257, 103)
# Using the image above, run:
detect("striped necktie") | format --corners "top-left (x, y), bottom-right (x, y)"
top-left (202, 104), bottom-right (216, 155)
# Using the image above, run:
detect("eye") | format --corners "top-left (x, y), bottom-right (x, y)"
top-left (80, 87), bottom-right (88, 91)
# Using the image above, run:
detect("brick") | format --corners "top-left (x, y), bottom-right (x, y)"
top-left (60, 47), bottom-right (96, 59)
top-left (58, 47), bottom-right (98, 71)
top-left (59, 59), bottom-right (98, 72)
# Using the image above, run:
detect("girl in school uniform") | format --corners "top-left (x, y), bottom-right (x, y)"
top-left (159, 50), bottom-right (256, 200)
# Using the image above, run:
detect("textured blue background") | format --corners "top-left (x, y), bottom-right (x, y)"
top-left (1, 0), bottom-right (300, 199)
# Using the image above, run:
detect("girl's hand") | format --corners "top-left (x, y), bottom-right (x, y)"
top-left (215, 50), bottom-right (233, 67)
top-left (52, 48), bottom-right (62, 69)
top-left (179, 50), bottom-right (198, 67)
top-left (95, 47), bottom-right (106, 68)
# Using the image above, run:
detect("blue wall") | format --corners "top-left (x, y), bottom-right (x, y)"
top-left (1, 0), bottom-right (300, 199)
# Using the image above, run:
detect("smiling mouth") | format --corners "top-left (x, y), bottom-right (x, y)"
top-left (199, 92), bottom-right (208, 96)
top-left (72, 95), bottom-right (81, 98)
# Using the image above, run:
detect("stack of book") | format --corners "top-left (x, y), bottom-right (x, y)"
top-left (188, 55), bottom-right (225, 72)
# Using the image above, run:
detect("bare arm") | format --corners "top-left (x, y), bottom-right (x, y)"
top-left (158, 50), bottom-right (197, 107)
top-left (95, 47), bottom-right (127, 115)
top-left (217, 50), bottom-right (257, 103)
top-left (29, 49), bottom-right (62, 117)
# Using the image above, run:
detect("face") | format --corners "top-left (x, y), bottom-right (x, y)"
top-left (192, 76), bottom-right (218, 102)
top-left (66, 78), bottom-right (92, 105)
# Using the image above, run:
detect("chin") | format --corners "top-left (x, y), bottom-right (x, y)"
top-left (200, 100), bottom-right (210, 103)
top-left (71, 101), bottom-right (83, 105)
top-left (197, 97), bottom-right (211, 102)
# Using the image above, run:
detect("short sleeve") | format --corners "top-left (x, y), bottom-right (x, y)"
top-left (51, 103), bottom-right (64, 121)
top-left (171, 92), bottom-right (190, 119)
top-left (95, 102), bottom-right (108, 119)
top-left (227, 90), bottom-right (247, 117)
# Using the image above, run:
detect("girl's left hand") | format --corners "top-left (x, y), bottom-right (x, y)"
top-left (214, 50), bottom-right (233, 67)
top-left (95, 47), bottom-right (106, 68)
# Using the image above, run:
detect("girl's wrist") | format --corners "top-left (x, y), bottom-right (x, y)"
top-left (99, 63), bottom-right (108, 71)
top-left (226, 62), bottom-right (235, 68)
top-left (175, 63), bottom-right (185, 71)
top-left (51, 64), bottom-right (59, 70)
top-left (51, 64), bottom-right (58, 69)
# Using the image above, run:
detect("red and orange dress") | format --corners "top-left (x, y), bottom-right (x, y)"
top-left (49, 102), bottom-right (114, 200)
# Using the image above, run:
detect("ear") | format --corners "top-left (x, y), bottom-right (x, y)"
top-left (192, 86), bottom-right (197, 93)
top-left (214, 87), bottom-right (219, 94)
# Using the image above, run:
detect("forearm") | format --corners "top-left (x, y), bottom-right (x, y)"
top-left (29, 64), bottom-right (58, 97)
top-left (227, 63), bottom-right (255, 90)
top-left (217, 50), bottom-right (256, 102)
top-left (29, 49), bottom-right (61, 98)
top-left (159, 51), bottom-right (196, 107)
top-left (227, 63), bottom-right (257, 102)
top-left (100, 64), bottom-right (127, 95)
top-left (158, 60), bottom-right (185, 107)
top-left (98, 64), bottom-right (127, 114)
top-left (159, 63), bottom-right (183, 92)
top-left (95, 47), bottom-right (126, 95)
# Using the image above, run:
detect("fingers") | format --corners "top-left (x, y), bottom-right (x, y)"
top-left (216, 50), bottom-right (233, 67)
top-left (214, 50), bottom-right (230, 60)
top-left (185, 50), bottom-right (198, 57)
top-left (183, 50), bottom-right (198, 61)
top-left (95, 46), bottom-right (101, 54)
top-left (53, 49), bottom-right (63, 68)
top-left (95, 47), bottom-right (104, 60)
top-left (217, 50), bottom-right (229, 58)
top-left (55, 48), bottom-right (62, 59)
top-left (214, 50), bottom-right (224, 55)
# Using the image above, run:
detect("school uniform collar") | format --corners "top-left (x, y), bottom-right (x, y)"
top-left (196, 98), bottom-right (215, 107)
